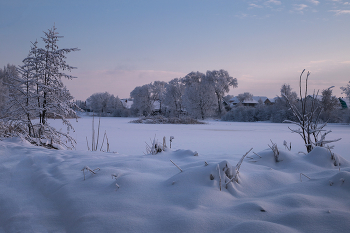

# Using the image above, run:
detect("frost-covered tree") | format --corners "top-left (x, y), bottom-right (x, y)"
top-left (0, 65), bottom-right (13, 116)
top-left (281, 84), bottom-right (298, 103)
top-left (320, 87), bottom-right (341, 122)
top-left (87, 92), bottom-right (112, 114)
top-left (130, 84), bottom-right (154, 116)
top-left (341, 81), bottom-right (350, 102)
top-left (340, 81), bottom-right (350, 123)
top-left (86, 92), bottom-right (126, 116)
top-left (206, 70), bottom-right (237, 116)
top-left (271, 84), bottom-right (298, 123)
top-left (182, 72), bottom-right (217, 119)
top-left (164, 78), bottom-right (185, 117)
top-left (237, 92), bottom-right (253, 103)
top-left (150, 81), bottom-right (167, 114)
top-left (3, 25), bottom-right (79, 149)
top-left (38, 25), bottom-right (79, 125)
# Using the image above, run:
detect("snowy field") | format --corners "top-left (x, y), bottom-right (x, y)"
top-left (1, 116), bottom-right (350, 232)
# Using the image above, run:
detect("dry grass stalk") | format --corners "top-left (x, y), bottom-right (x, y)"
top-left (300, 173), bottom-right (311, 182)
top-left (268, 140), bottom-right (280, 162)
top-left (217, 164), bottom-right (222, 191)
top-left (81, 166), bottom-right (100, 180)
top-left (170, 136), bottom-right (174, 148)
top-left (225, 148), bottom-right (253, 187)
top-left (170, 160), bottom-right (183, 172)
top-left (283, 140), bottom-right (292, 151)
top-left (86, 115), bottom-right (111, 152)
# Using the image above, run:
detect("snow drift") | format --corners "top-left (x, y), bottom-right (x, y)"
top-left (0, 119), bottom-right (349, 232)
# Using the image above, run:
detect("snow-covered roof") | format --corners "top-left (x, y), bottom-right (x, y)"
top-left (229, 96), bottom-right (272, 104)
top-left (120, 98), bottom-right (133, 109)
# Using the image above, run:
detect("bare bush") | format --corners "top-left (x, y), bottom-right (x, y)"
top-left (283, 70), bottom-right (341, 153)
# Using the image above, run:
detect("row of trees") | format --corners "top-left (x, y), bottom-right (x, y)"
top-left (83, 92), bottom-right (130, 117)
top-left (81, 73), bottom-right (350, 124)
top-left (222, 83), bottom-right (350, 123)
top-left (130, 70), bottom-right (238, 119)
top-left (80, 70), bottom-right (237, 119)
top-left (0, 26), bottom-right (79, 148)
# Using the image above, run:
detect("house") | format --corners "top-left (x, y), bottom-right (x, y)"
top-left (120, 98), bottom-right (133, 109)
top-left (228, 96), bottom-right (274, 107)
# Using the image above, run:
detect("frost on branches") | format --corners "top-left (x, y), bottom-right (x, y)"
top-left (2, 25), bottom-right (79, 149)
top-left (283, 70), bottom-right (341, 153)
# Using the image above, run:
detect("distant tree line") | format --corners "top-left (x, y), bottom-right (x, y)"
top-left (79, 69), bottom-right (238, 119)
top-left (222, 84), bottom-right (350, 123)
top-left (74, 70), bottom-right (350, 124)
top-left (80, 92), bottom-right (131, 117)
top-left (129, 70), bottom-right (238, 119)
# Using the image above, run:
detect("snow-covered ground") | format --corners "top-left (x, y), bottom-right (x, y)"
top-left (1, 117), bottom-right (349, 232)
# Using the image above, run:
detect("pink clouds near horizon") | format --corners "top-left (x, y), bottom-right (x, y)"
top-left (63, 69), bottom-right (186, 100)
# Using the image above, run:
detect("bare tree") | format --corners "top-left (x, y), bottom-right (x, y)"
top-left (283, 70), bottom-right (341, 153)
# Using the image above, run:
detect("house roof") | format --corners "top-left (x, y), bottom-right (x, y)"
top-left (120, 98), bottom-right (133, 109)
top-left (229, 96), bottom-right (271, 104)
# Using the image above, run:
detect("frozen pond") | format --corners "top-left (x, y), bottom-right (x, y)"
top-left (50, 116), bottom-right (350, 160)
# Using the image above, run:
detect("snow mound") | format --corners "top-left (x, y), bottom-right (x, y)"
top-left (328, 170), bottom-right (350, 190)
top-left (304, 146), bottom-right (350, 168)
top-left (226, 220), bottom-right (301, 233)
top-left (1, 137), bottom-right (350, 232)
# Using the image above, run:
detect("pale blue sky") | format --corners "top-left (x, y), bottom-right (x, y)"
top-left (1, 0), bottom-right (350, 100)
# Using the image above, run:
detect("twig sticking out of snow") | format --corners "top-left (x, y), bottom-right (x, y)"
top-left (170, 160), bottom-right (183, 172)
top-left (226, 148), bottom-right (253, 187)
top-left (283, 140), bottom-right (292, 151)
top-left (217, 164), bottom-right (222, 191)
top-left (327, 146), bottom-right (341, 170)
top-left (253, 152), bottom-right (262, 158)
top-left (81, 166), bottom-right (100, 180)
top-left (100, 131), bottom-right (110, 152)
top-left (235, 148), bottom-right (253, 177)
top-left (170, 136), bottom-right (174, 148)
top-left (86, 136), bottom-right (90, 151)
top-left (163, 136), bottom-right (166, 151)
top-left (111, 174), bottom-right (120, 189)
top-left (300, 173), bottom-right (311, 182)
top-left (268, 140), bottom-right (280, 162)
